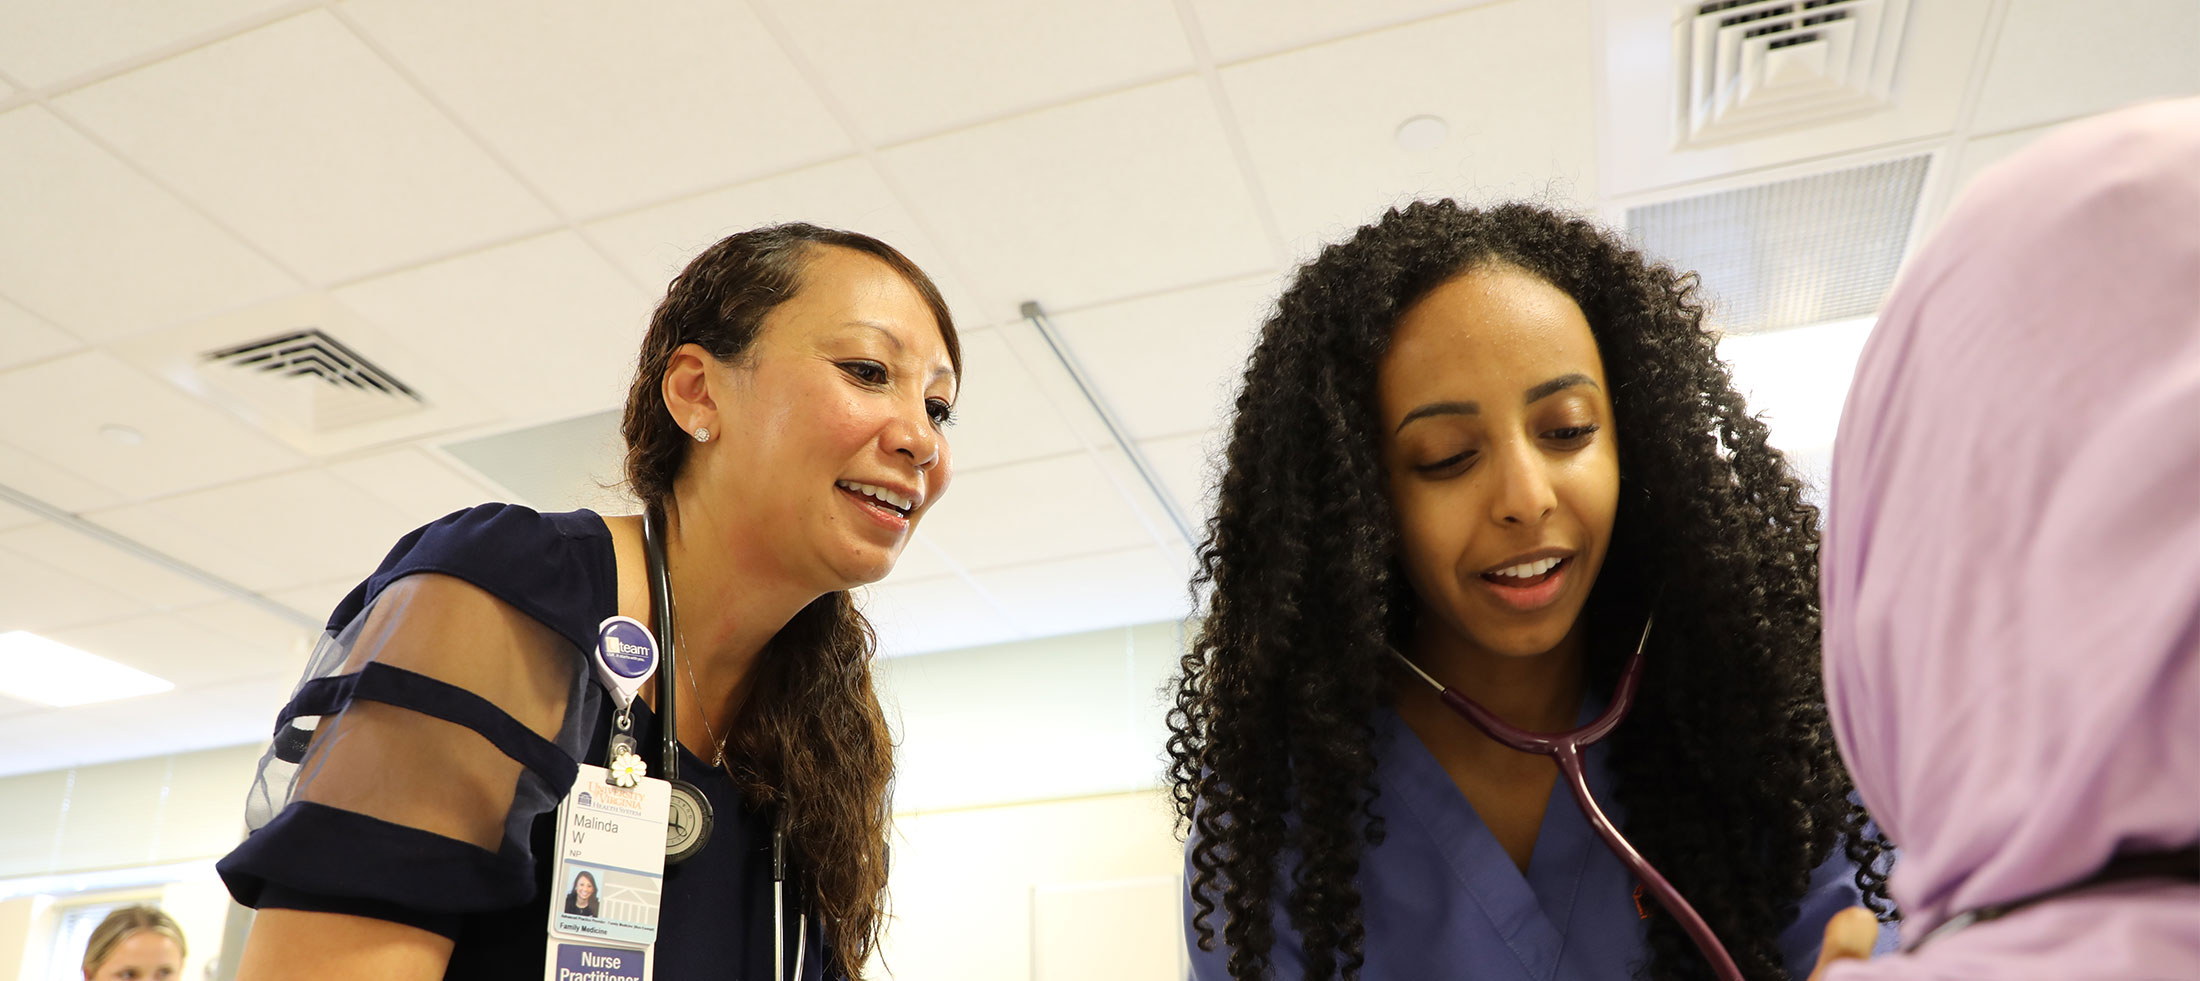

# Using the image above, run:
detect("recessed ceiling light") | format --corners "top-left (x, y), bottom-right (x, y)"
top-left (99, 424), bottom-right (143, 446)
top-left (1395, 115), bottom-right (1449, 152)
top-left (0, 631), bottom-right (174, 707)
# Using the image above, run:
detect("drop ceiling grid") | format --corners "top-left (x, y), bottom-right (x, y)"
top-left (82, 466), bottom-right (425, 596)
top-left (0, 297), bottom-right (80, 372)
top-left (0, 521), bottom-right (226, 613)
top-left (1186, 0), bottom-right (1509, 64)
top-left (0, 0), bottom-right (301, 90)
top-left (756, 0), bottom-right (1197, 146)
top-left (1966, 0), bottom-right (2200, 135)
top-left (0, 351), bottom-right (305, 503)
top-left (1219, 0), bottom-right (1602, 255)
top-left (581, 155), bottom-right (994, 329)
top-left (328, 230), bottom-right (654, 423)
top-left (1044, 274), bottom-right (1276, 442)
top-left (0, 105), bottom-right (299, 342)
top-left (336, 0), bottom-right (854, 218)
top-left (0, 542), bottom-right (152, 635)
top-left (875, 75), bottom-right (1277, 322)
top-left (51, 10), bottom-right (558, 286)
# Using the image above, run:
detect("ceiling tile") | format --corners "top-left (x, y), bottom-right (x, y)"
top-left (326, 447), bottom-right (502, 529)
top-left (760, 0), bottom-right (1192, 144)
top-left (878, 533), bottom-right (954, 584)
top-left (1221, 0), bottom-right (1598, 256)
top-left (859, 574), bottom-right (1023, 658)
top-left (0, 106), bottom-right (297, 340)
top-left (0, 351), bottom-right (303, 501)
top-left (55, 11), bottom-right (556, 284)
top-left (937, 328), bottom-right (1089, 472)
top-left (0, 441), bottom-right (123, 513)
top-left (333, 231), bottom-right (652, 422)
top-left (87, 468), bottom-right (419, 594)
top-left (1046, 274), bottom-right (1275, 440)
top-left (0, 520), bottom-right (226, 611)
top-left (880, 76), bottom-right (1274, 322)
top-left (0, 545), bottom-right (148, 633)
top-left (0, 295), bottom-right (81, 371)
top-left (913, 452), bottom-right (1158, 572)
top-left (1187, 0), bottom-right (1496, 62)
top-left (176, 598), bottom-right (321, 662)
top-left (269, 579), bottom-right (358, 622)
top-left (0, 500), bottom-right (36, 532)
top-left (0, 672), bottom-right (297, 778)
top-left (973, 545), bottom-right (1193, 638)
top-left (44, 609), bottom-right (287, 689)
top-left (1970, 0), bottom-right (2200, 135)
top-left (341, 0), bottom-right (851, 217)
top-left (583, 155), bottom-right (990, 321)
top-left (0, 0), bottom-right (293, 89)
top-left (1138, 428), bottom-right (1228, 528)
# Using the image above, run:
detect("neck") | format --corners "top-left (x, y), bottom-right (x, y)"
top-left (657, 490), bottom-right (821, 731)
top-left (1400, 615), bottom-right (1588, 736)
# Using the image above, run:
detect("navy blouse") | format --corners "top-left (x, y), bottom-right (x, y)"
top-left (217, 503), bottom-right (832, 980)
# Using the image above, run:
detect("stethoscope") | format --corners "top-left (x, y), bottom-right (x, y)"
top-left (641, 503), bottom-right (807, 980)
top-left (1389, 618), bottom-right (1745, 981)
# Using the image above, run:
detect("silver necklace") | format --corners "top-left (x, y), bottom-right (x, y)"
top-left (673, 604), bottom-right (728, 769)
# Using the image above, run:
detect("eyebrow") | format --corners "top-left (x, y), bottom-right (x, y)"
top-left (848, 320), bottom-right (956, 388)
top-left (1393, 373), bottom-right (1601, 434)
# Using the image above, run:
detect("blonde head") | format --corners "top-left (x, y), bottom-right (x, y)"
top-left (81, 906), bottom-right (185, 978)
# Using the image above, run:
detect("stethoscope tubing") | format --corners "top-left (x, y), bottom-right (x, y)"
top-left (1394, 619), bottom-right (1744, 981)
top-left (645, 503), bottom-right (804, 980)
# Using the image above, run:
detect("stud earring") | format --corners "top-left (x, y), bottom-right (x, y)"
top-left (693, 427), bottom-right (711, 443)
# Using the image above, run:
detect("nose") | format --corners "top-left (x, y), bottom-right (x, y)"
top-left (886, 400), bottom-right (943, 471)
top-left (1488, 437), bottom-right (1556, 526)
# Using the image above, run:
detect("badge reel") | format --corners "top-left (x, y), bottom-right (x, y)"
top-left (595, 615), bottom-right (713, 864)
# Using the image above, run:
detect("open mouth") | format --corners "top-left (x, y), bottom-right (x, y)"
top-left (837, 480), bottom-right (914, 518)
top-left (1482, 556), bottom-right (1565, 588)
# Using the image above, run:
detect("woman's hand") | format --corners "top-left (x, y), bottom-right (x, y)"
top-left (1806, 906), bottom-right (1881, 981)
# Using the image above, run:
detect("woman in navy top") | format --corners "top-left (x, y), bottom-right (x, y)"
top-left (217, 223), bottom-right (962, 980)
top-left (1168, 202), bottom-right (1896, 980)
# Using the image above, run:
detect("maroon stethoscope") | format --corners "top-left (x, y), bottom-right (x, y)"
top-left (1391, 619), bottom-right (1745, 981)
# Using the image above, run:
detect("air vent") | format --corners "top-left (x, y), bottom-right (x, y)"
top-left (1626, 154), bottom-right (1928, 333)
top-left (199, 326), bottom-right (427, 433)
top-left (1676, 0), bottom-right (1910, 148)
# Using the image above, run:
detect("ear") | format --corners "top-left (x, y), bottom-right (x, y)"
top-left (660, 343), bottom-right (722, 435)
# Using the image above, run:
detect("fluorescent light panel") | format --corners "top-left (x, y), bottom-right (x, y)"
top-left (0, 630), bottom-right (175, 707)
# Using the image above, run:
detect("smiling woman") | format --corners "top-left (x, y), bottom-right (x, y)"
top-left (1169, 201), bottom-right (1895, 981)
top-left (215, 224), bottom-right (960, 981)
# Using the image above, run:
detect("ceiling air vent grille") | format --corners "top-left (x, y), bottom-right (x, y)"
top-left (200, 327), bottom-right (425, 433)
top-left (1676, 0), bottom-right (1909, 148)
top-left (1626, 154), bottom-right (1928, 333)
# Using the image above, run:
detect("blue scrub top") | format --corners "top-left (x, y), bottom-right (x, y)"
top-left (1185, 703), bottom-right (1888, 980)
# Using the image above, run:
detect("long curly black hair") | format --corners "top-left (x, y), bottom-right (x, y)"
top-left (1166, 200), bottom-right (1895, 981)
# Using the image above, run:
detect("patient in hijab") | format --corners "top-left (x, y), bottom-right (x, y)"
top-left (1808, 96), bottom-right (2200, 979)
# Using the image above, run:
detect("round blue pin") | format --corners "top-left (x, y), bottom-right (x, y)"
top-left (594, 615), bottom-right (658, 711)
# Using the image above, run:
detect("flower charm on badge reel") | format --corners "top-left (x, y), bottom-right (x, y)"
top-left (608, 748), bottom-right (648, 788)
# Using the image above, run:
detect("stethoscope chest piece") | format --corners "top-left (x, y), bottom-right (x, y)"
top-left (665, 777), bottom-right (714, 864)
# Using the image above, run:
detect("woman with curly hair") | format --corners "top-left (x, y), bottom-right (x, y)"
top-left (1168, 200), bottom-right (1894, 981)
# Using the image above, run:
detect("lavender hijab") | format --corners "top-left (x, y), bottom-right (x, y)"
top-left (1820, 97), bottom-right (2200, 978)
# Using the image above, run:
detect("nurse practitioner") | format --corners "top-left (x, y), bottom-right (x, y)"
top-left (218, 224), bottom-right (961, 980)
top-left (1169, 202), bottom-right (1894, 980)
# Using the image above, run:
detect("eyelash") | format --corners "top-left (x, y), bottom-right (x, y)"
top-left (841, 361), bottom-right (956, 429)
top-left (1411, 425), bottom-right (1600, 474)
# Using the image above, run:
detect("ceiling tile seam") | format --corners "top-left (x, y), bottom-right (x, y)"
top-left (13, 86), bottom-right (316, 296)
top-left (949, 446), bottom-right (1103, 480)
top-left (0, 481), bottom-right (319, 629)
top-left (1203, 1), bottom-right (1510, 69)
top-left (993, 323), bottom-right (1181, 554)
top-left (855, 67), bottom-right (1205, 155)
top-left (320, 4), bottom-right (650, 295)
top-left (0, 292), bottom-right (89, 359)
top-left (1167, 0), bottom-right (1290, 268)
top-left (957, 541), bottom-right (1193, 581)
top-left (903, 534), bottom-right (1025, 631)
top-left (1030, 266), bottom-right (1280, 321)
top-left (736, 0), bottom-right (1000, 317)
top-left (1909, 0), bottom-right (2020, 239)
top-left (0, 0), bottom-right (326, 108)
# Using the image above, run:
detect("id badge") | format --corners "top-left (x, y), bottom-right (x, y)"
top-left (544, 763), bottom-right (670, 981)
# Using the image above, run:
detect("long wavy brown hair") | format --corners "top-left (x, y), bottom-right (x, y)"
top-left (620, 223), bottom-right (961, 976)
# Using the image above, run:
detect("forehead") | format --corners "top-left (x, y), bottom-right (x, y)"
top-left (767, 248), bottom-right (949, 353)
top-left (1379, 263), bottom-right (1604, 404)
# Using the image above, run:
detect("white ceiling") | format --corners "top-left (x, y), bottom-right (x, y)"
top-left (0, 0), bottom-right (2193, 775)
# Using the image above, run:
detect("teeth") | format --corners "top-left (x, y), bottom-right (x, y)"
top-left (1491, 557), bottom-right (1561, 580)
top-left (838, 480), bottom-right (914, 512)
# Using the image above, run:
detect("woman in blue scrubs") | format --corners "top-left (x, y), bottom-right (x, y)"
top-left (1168, 201), bottom-right (1894, 980)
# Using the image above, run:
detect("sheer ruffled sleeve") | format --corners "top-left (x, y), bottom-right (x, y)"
top-left (218, 505), bottom-right (611, 937)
